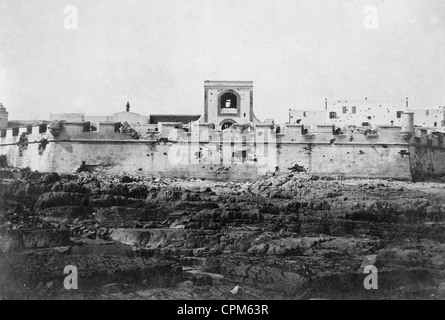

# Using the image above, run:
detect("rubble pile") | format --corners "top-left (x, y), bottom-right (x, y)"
top-left (118, 122), bottom-right (141, 139)
top-left (1, 166), bottom-right (445, 299)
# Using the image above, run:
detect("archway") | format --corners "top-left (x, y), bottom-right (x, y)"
top-left (220, 91), bottom-right (238, 109)
top-left (218, 90), bottom-right (241, 117)
top-left (219, 119), bottom-right (237, 131)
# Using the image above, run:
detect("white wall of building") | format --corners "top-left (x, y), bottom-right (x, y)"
top-left (290, 99), bottom-right (444, 129)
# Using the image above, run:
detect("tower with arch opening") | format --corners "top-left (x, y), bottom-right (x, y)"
top-left (201, 81), bottom-right (260, 130)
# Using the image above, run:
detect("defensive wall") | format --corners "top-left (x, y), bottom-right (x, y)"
top-left (0, 115), bottom-right (444, 181)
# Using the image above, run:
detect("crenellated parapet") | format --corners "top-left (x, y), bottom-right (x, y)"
top-left (0, 117), bottom-right (443, 181)
top-left (279, 123), bottom-right (414, 146)
top-left (133, 118), bottom-right (445, 150)
top-left (0, 124), bottom-right (49, 145)
top-left (45, 121), bottom-right (137, 141)
top-left (0, 121), bottom-right (146, 147)
top-left (3, 119), bottom-right (443, 150)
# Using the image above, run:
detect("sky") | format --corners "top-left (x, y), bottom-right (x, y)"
top-left (0, 0), bottom-right (444, 123)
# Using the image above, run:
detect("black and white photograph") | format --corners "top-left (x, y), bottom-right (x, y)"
top-left (0, 0), bottom-right (445, 306)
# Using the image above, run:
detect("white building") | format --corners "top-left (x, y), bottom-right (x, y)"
top-left (289, 98), bottom-right (445, 129)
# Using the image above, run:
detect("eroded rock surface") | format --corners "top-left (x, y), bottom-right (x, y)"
top-left (1, 167), bottom-right (445, 299)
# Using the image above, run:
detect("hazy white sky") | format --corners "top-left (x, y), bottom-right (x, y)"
top-left (0, 0), bottom-right (444, 123)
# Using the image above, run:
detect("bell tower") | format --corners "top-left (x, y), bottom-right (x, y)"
top-left (203, 81), bottom-right (257, 130)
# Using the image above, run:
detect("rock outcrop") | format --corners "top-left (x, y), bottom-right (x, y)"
top-left (1, 167), bottom-right (445, 299)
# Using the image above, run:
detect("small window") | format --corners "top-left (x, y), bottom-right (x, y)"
top-left (12, 128), bottom-right (19, 136)
top-left (303, 112), bottom-right (307, 117)
top-left (329, 112), bottom-right (337, 119)
top-left (1, 130), bottom-right (6, 138)
top-left (362, 122), bottom-right (370, 127)
top-left (342, 106), bottom-right (347, 114)
top-left (27, 125), bottom-right (32, 134)
top-left (426, 110), bottom-right (430, 116)
top-left (352, 106), bottom-right (356, 114)
top-left (396, 111), bottom-right (403, 119)
top-left (434, 122), bottom-right (437, 127)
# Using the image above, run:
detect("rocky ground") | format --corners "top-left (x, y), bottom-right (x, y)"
top-left (1, 167), bottom-right (445, 300)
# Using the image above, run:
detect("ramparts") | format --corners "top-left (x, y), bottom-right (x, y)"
top-left (0, 119), bottom-right (444, 181)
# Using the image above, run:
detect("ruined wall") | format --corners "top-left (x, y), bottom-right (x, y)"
top-left (45, 140), bottom-right (272, 181)
top-left (276, 125), bottom-right (413, 180)
top-left (0, 121), bottom-right (444, 181)
top-left (0, 122), bottom-right (277, 181)
top-left (409, 129), bottom-right (445, 180)
top-left (0, 124), bottom-right (53, 172)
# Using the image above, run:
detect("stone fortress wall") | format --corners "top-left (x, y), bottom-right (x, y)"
top-left (0, 112), bottom-right (444, 181)
top-left (1, 80), bottom-right (444, 181)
